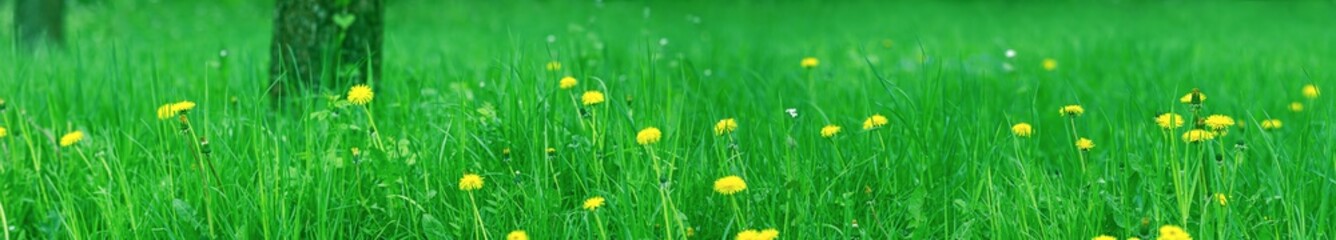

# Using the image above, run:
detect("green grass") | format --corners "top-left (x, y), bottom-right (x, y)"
top-left (2, 0), bottom-right (1334, 239)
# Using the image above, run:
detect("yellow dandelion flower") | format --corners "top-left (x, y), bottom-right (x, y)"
top-left (1203, 115), bottom-right (1235, 130)
top-left (1182, 129), bottom-right (1216, 143)
top-left (0, 126), bottom-right (7, 138)
top-left (347, 84), bottom-right (374, 105)
top-left (1289, 102), bottom-right (1304, 112)
top-left (820, 125), bottom-right (841, 138)
top-left (583, 196), bottom-right (605, 211)
top-left (736, 229), bottom-right (762, 240)
top-left (1042, 58), bottom-right (1057, 71)
top-left (172, 101), bottom-right (196, 112)
top-left (507, 230), bottom-right (528, 240)
top-left (546, 147), bottom-right (556, 154)
top-left (1302, 84), bottom-right (1319, 99)
top-left (1179, 91), bottom-right (1206, 104)
top-left (1011, 123), bottom-right (1033, 137)
top-left (459, 174), bottom-right (484, 191)
top-left (1059, 105), bottom-right (1085, 117)
top-left (1214, 193), bottom-right (1227, 206)
top-left (1261, 119), bottom-right (1282, 130)
top-left (60, 131), bottom-right (85, 147)
top-left (1157, 225), bottom-right (1191, 240)
top-left (560, 76), bottom-right (578, 90)
top-left (862, 114), bottom-right (888, 130)
top-left (636, 127), bottom-right (662, 145)
top-left (351, 147), bottom-right (361, 157)
top-left (545, 61), bottom-right (561, 71)
top-left (715, 118), bottom-right (738, 135)
top-left (713, 175), bottom-right (747, 195)
top-left (801, 57), bottom-right (819, 68)
top-left (1075, 138), bottom-right (1094, 151)
top-left (582, 91), bottom-right (605, 106)
top-left (1093, 235), bottom-right (1117, 240)
top-left (156, 104), bottom-right (177, 119)
top-left (758, 228), bottom-right (779, 240)
top-left (1155, 113), bottom-right (1184, 129)
top-left (156, 101), bottom-right (198, 119)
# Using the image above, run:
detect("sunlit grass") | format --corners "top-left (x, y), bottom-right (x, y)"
top-left (1, 0), bottom-right (1333, 239)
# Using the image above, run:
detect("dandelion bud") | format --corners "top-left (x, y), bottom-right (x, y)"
top-left (0, 97), bottom-right (6, 111)
top-left (200, 138), bottom-right (212, 154)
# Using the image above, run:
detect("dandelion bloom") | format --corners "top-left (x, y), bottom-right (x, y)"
top-left (636, 127), bottom-right (662, 145)
top-left (1093, 235), bottom-right (1117, 240)
top-left (1011, 123), bottom-right (1033, 137)
top-left (60, 131), bottom-right (85, 147)
top-left (1214, 193), bottom-right (1227, 206)
top-left (736, 230), bottom-right (761, 240)
top-left (559, 76), bottom-right (578, 89)
top-left (507, 230), bottom-right (528, 240)
top-left (1302, 84), bottom-right (1319, 99)
top-left (713, 175), bottom-right (747, 195)
top-left (583, 196), bottom-right (605, 211)
top-left (157, 101), bottom-right (197, 119)
top-left (173, 101), bottom-right (197, 112)
top-left (1157, 225), bottom-right (1191, 240)
top-left (546, 147), bottom-right (556, 154)
top-left (1261, 119), bottom-right (1282, 130)
top-left (347, 84), bottom-right (374, 105)
top-left (820, 125), bottom-right (841, 138)
top-left (1042, 58), bottom-right (1057, 71)
top-left (582, 91), bottom-right (605, 106)
top-left (1182, 129), bottom-right (1216, 143)
top-left (1179, 91), bottom-right (1206, 104)
top-left (1075, 138), bottom-right (1094, 151)
top-left (156, 104), bottom-right (177, 119)
top-left (545, 61), bottom-right (561, 71)
top-left (0, 126), bottom-right (7, 138)
top-left (1059, 105), bottom-right (1085, 117)
top-left (862, 114), bottom-right (888, 130)
top-left (758, 229), bottom-right (779, 240)
top-left (1203, 115), bottom-right (1235, 130)
top-left (1155, 113), bottom-right (1184, 129)
top-left (715, 118), bottom-right (738, 135)
top-left (1289, 102), bottom-right (1304, 112)
top-left (801, 57), bottom-right (819, 68)
top-left (736, 228), bottom-right (778, 240)
top-left (459, 174), bottom-right (484, 191)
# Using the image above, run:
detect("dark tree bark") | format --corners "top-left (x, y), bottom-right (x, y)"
top-left (14, 0), bottom-right (65, 49)
top-left (269, 0), bottom-right (384, 102)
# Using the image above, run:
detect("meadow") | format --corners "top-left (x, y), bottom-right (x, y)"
top-left (1, 0), bottom-right (1334, 239)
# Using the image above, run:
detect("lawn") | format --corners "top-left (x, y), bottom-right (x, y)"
top-left (1, 0), bottom-right (1333, 239)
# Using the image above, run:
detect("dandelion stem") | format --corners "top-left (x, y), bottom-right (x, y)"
top-left (361, 105), bottom-right (386, 151)
top-left (646, 145), bottom-right (676, 240)
top-left (729, 195), bottom-right (747, 229)
top-left (593, 211), bottom-right (609, 240)
top-left (468, 191), bottom-right (490, 240)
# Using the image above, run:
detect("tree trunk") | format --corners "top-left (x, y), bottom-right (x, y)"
top-left (269, 0), bottom-right (384, 103)
top-left (14, 0), bottom-right (65, 49)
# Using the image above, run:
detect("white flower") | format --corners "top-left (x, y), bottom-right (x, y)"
top-left (785, 108), bottom-right (798, 118)
top-left (1005, 49), bottom-right (1016, 58)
